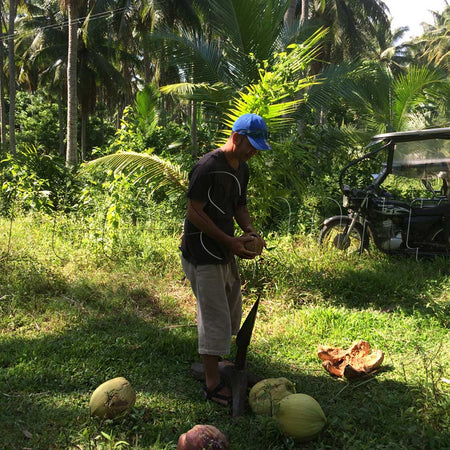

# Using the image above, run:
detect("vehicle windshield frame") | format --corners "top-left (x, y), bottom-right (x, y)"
top-left (339, 128), bottom-right (450, 192)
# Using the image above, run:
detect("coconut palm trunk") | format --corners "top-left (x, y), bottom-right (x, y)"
top-left (284, 0), bottom-right (297, 26)
top-left (190, 100), bottom-right (198, 157)
top-left (63, 0), bottom-right (78, 167)
top-left (300, 0), bottom-right (309, 24)
top-left (58, 84), bottom-right (65, 158)
top-left (0, 2), bottom-right (6, 146)
top-left (8, 0), bottom-right (17, 154)
top-left (81, 107), bottom-right (88, 162)
top-left (284, 0), bottom-right (309, 27)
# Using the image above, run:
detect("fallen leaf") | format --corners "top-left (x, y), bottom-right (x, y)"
top-left (23, 429), bottom-right (33, 439)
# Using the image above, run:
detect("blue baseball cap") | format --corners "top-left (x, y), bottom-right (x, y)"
top-left (232, 113), bottom-right (272, 150)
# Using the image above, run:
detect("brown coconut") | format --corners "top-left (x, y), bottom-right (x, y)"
top-left (242, 233), bottom-right (264, 255)
top-left (177, 424), bottom-right (229, 450)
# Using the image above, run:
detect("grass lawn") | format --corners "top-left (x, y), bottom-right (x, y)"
top-left (0, 216), bottom-right (449, 449)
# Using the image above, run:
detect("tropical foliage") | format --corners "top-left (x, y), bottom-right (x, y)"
top-left (0, 0), bottom-right (448, 224)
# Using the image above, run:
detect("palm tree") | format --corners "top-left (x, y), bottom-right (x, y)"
top-left (307, 0), bottom-right (390, 71)
top-left (284, 0), bottom-right (309, 26)
top-left (48, 0), bottom-right (123, 164)
top-left (300, 0), bottom-right (309, 24)
top-left (113, 0), bottom-right (156, 85)
top-left (8, 0), bottom-right (17, 154)
top-left (17, 1), bottom-right (128, 160)
top-left (0, 1), bottom-right (6, 146)
top-left (154, 0), bottom-right (301, 92)
top-left (345, 63), bottom-right (449, 132)
top-left (414, 5), bottom-right (450, 72)
top-left (151, 0), bottom-right (309, 156)
top-left (76, 2), bottom-right (127, 160)
top-left (366, 22), bottom-right (414, 76)
top-left (107, 0), bottom-right (157, 126)
top-left (15, 1), bottom-right (67, 155)
top-left (59, 0), bottom-right (78, 167)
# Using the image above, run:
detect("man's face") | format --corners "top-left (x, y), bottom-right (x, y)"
top-left (234, 134), bottom-right (259, 161)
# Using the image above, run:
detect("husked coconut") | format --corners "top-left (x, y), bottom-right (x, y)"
top-left (177, 424), bottom-right (229, 450)
top-left (242, 232), bottom-right (265, 255)
top-left (89, 377), bottom-right (136, 419)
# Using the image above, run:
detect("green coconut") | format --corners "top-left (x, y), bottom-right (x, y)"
top-left (89, 377), bottom-right (136, 419)
top-left (275, 393), bottom-right (326, 442)
top-left (248, 377), bottom-right (296, 416)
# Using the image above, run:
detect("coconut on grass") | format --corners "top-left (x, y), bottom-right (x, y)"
top-left (275, 393), bottom-right (326, 442)
top-left (249, 377), bottom-right (296, 416)
top-left (89, 377), bottom-right (136, 419)
top-left (177, 424), bottom-right (230, 450)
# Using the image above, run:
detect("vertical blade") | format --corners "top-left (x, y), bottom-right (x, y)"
top-left (235, 295), bottom-right (260, 370)
top-left (231, 295), bottom-right (261, 417)
top-left (232, 369), bottom-right (248, 418)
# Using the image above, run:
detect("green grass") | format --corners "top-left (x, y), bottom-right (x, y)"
top-left (0, 216), bottom-right (449, 449)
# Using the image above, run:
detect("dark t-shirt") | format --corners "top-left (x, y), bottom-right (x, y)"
top-left (181, 149), bottom-right (249, 265)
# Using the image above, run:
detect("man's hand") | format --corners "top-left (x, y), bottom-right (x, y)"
top-left (229, 234), bottom-right (259, 259)
top-left (242, 232), bottom-right (265, 255)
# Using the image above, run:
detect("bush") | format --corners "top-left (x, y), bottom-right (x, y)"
top-left (0, 146), bottom-right (78, 217)
top-left (15, 91), bottom-right (61, 154)
top-left (15, 90), bottom-right (116, 159)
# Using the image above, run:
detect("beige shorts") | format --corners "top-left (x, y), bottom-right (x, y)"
top-left (181, 255), bottom-right (242, 356)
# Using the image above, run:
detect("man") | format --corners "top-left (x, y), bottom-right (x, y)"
top-left (180, 113), bottom-right (271, 406)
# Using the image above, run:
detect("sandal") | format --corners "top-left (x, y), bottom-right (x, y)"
top-left (202, 380), bottom-right (232, 406)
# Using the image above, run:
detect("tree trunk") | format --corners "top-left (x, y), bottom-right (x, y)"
top-left (0, 3), bottom-right (6, 146)
top-left (8, 0), bottom-right (17, 154)
top-left (190, 100), bottom-right (198, 157)
top-left (300, 0), bottom-right (309, 24)
top-left (116, 104), bottom-right (123, 129)
top-left (284, 0), bottom-right (296, 27)
top-left (58, 85), bottom-right (65, 158)
top-left (143, 47), bottom-right (151, 84)
top-left (81, 106), bottom-right (87, 162)
top-left (66, 0), bottom-right (78, 167)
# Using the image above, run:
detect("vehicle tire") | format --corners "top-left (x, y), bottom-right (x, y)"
top-left (319, 219), bottom-right (368, 254)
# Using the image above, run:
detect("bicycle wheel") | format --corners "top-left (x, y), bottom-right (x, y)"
top-left (319, 219), bottom-right (367, 254)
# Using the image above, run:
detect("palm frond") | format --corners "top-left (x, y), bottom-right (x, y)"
top-left (135, 85), bottom-right (160, 133)
top-left (151, 28), bottom-right (232, 84)
top-left (84, 152), bottom-right (188, 197)
top-left (393, 65), bottom-right (448, 130)
top-left (215, 30), bottom-right (326, 140)
top-left (160, 82), bottom-right (235, 103)
top-left (204, 0), bottom-right (287, 59)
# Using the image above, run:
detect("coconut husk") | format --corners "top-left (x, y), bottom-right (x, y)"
top-left (242, 233), bottom-right (264, 255)
top-left (318, 340), bottom-right (384, 379)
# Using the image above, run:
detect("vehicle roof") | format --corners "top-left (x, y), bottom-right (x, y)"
top-left (372, 127), bottom-right (450, 143)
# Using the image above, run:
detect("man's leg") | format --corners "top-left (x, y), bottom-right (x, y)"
top-left (201, 259), bottom-right (240, 402)
top-left (202, 354), bottom-right (231, 405)
top-left (181, 256), bottom-right (234, 404)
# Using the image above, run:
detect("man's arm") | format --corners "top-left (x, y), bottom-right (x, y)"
top-left (234, 204), bottom-right (257, 234)
top-left (235, 204), bottom-right (266, 249)
top-left (187, 199), bottom-right (256, 258)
